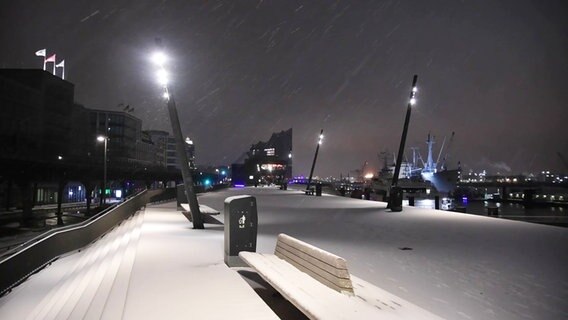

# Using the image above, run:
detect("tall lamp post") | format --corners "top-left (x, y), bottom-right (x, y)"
top-left (389, 75), bottom-right (418, 211)
top-left (306, 129), bottom-right (324, 191)
top-left (96, 135), bottom-right (108, 206)
top-left (152, 40), bottom-right (204, 229)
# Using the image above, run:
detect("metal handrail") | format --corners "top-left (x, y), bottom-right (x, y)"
top-left (0, 188), bottom-right (170, 296)
top-left (0, 200), bottom-right (117, 260)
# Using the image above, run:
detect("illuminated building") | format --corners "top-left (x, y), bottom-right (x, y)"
top-left (232, 128), bottom-right (292, 186)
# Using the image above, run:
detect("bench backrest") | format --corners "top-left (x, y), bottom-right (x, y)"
top-left (275, 233), bottom-right (354, 294)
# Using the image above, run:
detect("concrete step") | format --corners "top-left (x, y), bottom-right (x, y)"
top-left (25, 233), bottom-right (110, 320)
top-left (42, 216), bottom-right (138, 320)
top-left (25, 216), bottom-right (137, 320)
top-left (83, 211), bottom-right (145, 320)
top-left (98, 211), bottom-right (145, 320)
top-left (65, 212), bottom-right (144, 319)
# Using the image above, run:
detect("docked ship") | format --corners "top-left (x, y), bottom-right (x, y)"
top-left (371, 132), bottom-right (460, 195)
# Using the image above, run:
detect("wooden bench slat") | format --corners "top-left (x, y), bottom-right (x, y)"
top-left (275, 244), bottom-right (353, 292)
top-left (277, 234), bottom-right (348, 269)
top-left (275, 247), bottom-right (353, 294)
top-left (275, 234), bottom-right (353, 293)
top-left (275, 241), bottom-right (350, 278)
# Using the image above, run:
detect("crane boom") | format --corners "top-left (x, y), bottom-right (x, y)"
top-left (440, 131), bottom-right (455, 171)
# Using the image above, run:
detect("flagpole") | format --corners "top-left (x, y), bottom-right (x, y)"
top-left (36, 49), bottom-right (47, 70)
top-left (62, 65), bottom-right (65, 79)
top-left (52, 60), bottom-right (56, 74)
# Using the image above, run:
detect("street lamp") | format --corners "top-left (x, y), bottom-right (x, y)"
top-left (152, 39), bottom-right (204, 229)
top-left (306, 129), bottom-right (324, 192)
top-left (389, 75), bottom-right (418, 211)
top-left (97, 135), bottom-right (107, 206)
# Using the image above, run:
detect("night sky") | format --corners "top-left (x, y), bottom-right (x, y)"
top-left (1, 1), bottom-right (567, 177)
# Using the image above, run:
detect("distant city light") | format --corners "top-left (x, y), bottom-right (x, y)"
top-left (57, 155), bottom-right (63, 160)
top-left (364, 173), bottom-right (374, 179)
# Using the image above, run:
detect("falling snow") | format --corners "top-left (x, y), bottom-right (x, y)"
top-left (0, 1), bottom-right (566, 175)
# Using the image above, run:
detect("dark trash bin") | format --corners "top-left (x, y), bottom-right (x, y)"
top-left (224, 195), bottom-right (258, 267)
top-left (364, 188), bottom-right (371, 200)
top-left (315, 183), bottom-right (322, 196)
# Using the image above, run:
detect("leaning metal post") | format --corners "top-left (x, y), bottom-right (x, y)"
top-left (306, 129), bottom-right (323, 191)
top-left (155, 37), bottom-right (204, 229)
top-left (166, 93), bottom-right (204, 229)
top-left (389, 75), bottom-right (418, 211)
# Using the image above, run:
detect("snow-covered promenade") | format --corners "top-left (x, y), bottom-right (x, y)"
top-left (0, 186), bottom-right (566, 320)
top-left (199, 186), bottom-right (568, 320)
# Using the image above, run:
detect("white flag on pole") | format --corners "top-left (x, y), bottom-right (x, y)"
top-left (36, 49), bottom-right (47, 70)
top-left (56, 60), bottom-right (65, 79)
top-left (45, 54), bottom-right (56, 74)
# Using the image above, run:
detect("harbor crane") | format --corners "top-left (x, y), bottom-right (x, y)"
top-left (439, 131), bottom-right (455, 171)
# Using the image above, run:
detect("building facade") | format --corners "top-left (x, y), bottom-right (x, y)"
top-left (232, 128), bottom-right (292, 186)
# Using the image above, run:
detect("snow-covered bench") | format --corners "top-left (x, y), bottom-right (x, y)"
top-left (239, 234), bottom-right (443, 319)
top-left (180, 203), bottom-right (220, 215)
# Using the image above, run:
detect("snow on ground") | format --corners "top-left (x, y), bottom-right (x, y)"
top-left (1, 186), bottom-right (566, 320)
top-left (198, 186), bottom-right (568, 320)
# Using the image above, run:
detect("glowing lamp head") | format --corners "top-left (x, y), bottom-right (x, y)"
top-left (412, 86), bottom-right (417, 93)
top-left (97, 136), bottom-right (106, 142)
top-left (318, 134), bottom-right (324, 144)
top-left (152, 52), bottom-right (168, 67)
top-left (163, 92), bottom-right (170, 100)
top-left (410, 98), bottom-right (416, 106)
top-left (157, 69), bottom-right (169, 86)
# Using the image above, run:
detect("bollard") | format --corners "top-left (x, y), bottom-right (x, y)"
top-left (224, 195), bottom-right (258, 267)
top-left (390, 187), bottom-right (403, 212)
top-left (434, 196), bottom-right (440, 210)
top-left (408, 196), bottom-right (415, 206)
top-left (315, 183), bottom-right (322, 196)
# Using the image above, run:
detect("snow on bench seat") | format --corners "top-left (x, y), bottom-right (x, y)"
top-left (239, 233), bottom-right (443, 320)
top-left (180, 203), bottom-right (220, 215)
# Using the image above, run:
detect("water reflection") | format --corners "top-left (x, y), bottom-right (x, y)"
top-left (406, 199), bottom-right (568, 227)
